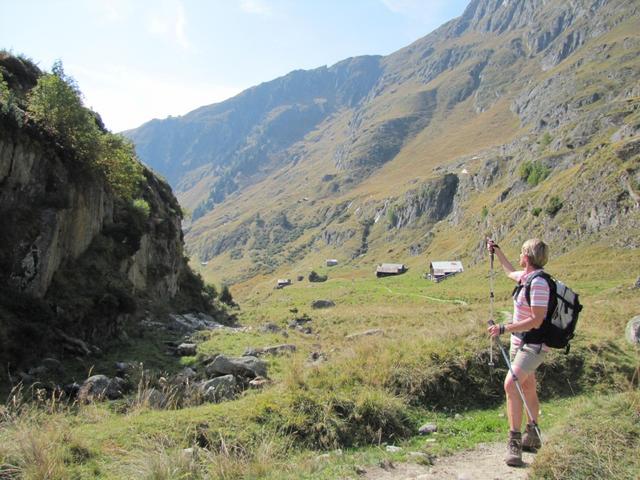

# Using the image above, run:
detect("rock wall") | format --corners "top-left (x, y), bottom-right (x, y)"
top-left (0, 130), bottom-right (113, 296)
top-left (0, 116), bottom-right (219, 376)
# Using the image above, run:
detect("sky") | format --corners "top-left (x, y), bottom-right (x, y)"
top-left (0, 0), bottom-right (469, 132)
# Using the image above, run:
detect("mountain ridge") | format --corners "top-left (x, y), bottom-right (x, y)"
top-left (125, 0), bottom-right (640, 287)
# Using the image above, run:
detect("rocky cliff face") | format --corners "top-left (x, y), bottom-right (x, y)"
top-left (0, 55), bottom-right (228, 378)
top-left (0, 125), bottom-right (113, 296)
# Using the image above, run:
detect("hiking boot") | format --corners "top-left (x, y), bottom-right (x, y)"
top-left (523, 423), bottom-right (541, 452)
top-left (505, 431), bottom-right (524, 467)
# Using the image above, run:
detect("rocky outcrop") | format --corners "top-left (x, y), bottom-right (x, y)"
top-left (0, 58), bottom-right (229, 379)
top-left (321, 228), bottom-right (356, 247)
top-left (78, 374), bottom-right (127, 403)
top-left (204, 355), bottom-right (267, 379)
top-left (0, 130), bottom-right (113, 297)
top-left (387, 174), bottom-right (459, 230)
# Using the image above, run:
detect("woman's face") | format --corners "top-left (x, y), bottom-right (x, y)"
top-left (519, 248), bottom-right (528, 268)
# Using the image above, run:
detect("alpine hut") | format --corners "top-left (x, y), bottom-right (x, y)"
top-left (428, 261), bottom-right (464, 282)
top-left (376, 263), bottom-right (408, 278)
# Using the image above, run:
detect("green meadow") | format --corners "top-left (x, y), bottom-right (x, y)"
top-left (2, 242), bottom-right (638, 479)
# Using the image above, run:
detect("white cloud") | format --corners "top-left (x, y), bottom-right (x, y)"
top-left (68, 63), bottom-right (243, 132)
top-left (147, 0), bottom-right (191, 49)
top-left (239, 0), bottom-right (273, 16)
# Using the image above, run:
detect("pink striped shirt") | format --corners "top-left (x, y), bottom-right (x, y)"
top-left (512, 269), bottom-right (550, 349)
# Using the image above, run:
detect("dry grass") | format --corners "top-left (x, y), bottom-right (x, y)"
top-left (530, 390), bottom-right (640, 480)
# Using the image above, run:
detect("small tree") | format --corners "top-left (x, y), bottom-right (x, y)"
top-left (308, 271), bottom-right (328, 283)
top-left (387, 207), bottom-right (398, 229)
top-left (27, 60), bottom-right (100, 159)
top-left (519, 160), bottom-right (550, 187)
top-left (220, 285), bottom-right (235, 307)
top-left (96, 133), bottom-right (145, 199)
top-left (203, 283), bottom-right (217, 300)
top-left (545, 196), bottom-right (563, 216)
top-left (0, 74), bottom-right (17, 116)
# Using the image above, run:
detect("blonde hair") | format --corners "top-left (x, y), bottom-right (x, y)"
top-left (522, 238), bottom-right (549, 268)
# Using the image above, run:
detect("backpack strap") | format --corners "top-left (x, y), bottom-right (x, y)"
top-left (523, 270), bottom-right (553, 307)
top-left (514, 270), bottom-right (557, 345)
top-left (511, 270), bottom-right (550, 305)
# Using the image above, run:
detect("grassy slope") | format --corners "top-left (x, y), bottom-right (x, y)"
top-left (187, 14), bottom-right (639, 288)
top-left (1, 240), bottom-right (637, 478)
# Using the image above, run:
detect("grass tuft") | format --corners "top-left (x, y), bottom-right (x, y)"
top-left (531, 391), bottom-right (640, 479)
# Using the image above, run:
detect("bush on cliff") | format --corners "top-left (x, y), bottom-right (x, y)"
top-left (25, 60), bottom-right (143, 200)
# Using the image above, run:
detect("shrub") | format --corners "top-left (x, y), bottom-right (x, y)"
top-left (27, 61), bottom-right (100, 160)
top-left (275, 387), bottom-right (412, 449)
top-left (532, 207), bottom-right (542, 217)
top-left (540, 132), bottom-right (553, 147)
top-left (481, 205), bottom-right (489, 219)
top-left (0, 73), bottom-right (15, 113)
top-left (519, 160), bottom-right (550, 186)
top-left (387, 207), bottom-right (398, 228)
top-left (308, 271), bottom-right (328, 282)
top-left (132, 198), bottom-right (151, 219)
top-left (96, 133), bottom-right (145, 200)
top-left (26, 61), bottom-right (144, 200)
top-left (204, 283), bottom-right (217, 299)
top-left (220, 285), bottom-right (235, 307)
top-left (545, 196), bottom-right (563, 216)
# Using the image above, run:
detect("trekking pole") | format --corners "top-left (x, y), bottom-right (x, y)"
top-left (488, 318), bottom-right (544, 445)
top-left (488, 239), bottom-right (495, 367)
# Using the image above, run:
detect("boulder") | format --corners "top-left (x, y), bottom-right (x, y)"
top-left (115, 361), bottom-right (136, 377)
top-left (63, 382), bottom-right (81, 399)
top-left (635, 276), bottom-right (640, 289)
top-left (259, 323), bottom-right (283, 333)
top-left (177, 343), bottom-right (197, 356)
top-left (204, 355), bottom-right (267, 379)
top-left (179, 367), bottom-right (197, 379)
top-left (141, 388), bottom-right (166, 409)
top-left (288, 314), bottom-right (312, 328)
top-left (169, 313), bottom-right (228, 332)
top-left (201, 374), bottom-right (238, 402)
top-left (418, 423), bottom-right (438, 435)
top-left (249, 376), bottom-right (269, 389)
top-left (243, 344), bottom-right (296, 357)
top-left (78, 375), bottom-right (127, 403)
top-left (311, 299), bottom-right (335, 309)
top-left (626, 316), bottom-right (640, 345)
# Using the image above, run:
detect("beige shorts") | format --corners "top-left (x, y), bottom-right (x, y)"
top-left (510, 344), bottom-right (547, 374)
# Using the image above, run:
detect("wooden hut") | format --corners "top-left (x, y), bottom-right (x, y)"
top-left (376, 263), bottom-right (408, 277)
top-left (428, 261), bottom-right (464, 282)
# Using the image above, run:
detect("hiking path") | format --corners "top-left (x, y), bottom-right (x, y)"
top-left (364, 442), bottom-right (535, 480)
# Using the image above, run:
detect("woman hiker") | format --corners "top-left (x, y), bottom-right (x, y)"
top-left (487, 238), bottom-right (549, 467)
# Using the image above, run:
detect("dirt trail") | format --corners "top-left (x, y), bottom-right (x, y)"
top-left (364, 442), bottom-right (535, 480)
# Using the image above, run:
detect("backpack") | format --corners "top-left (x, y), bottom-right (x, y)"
top-left (512, 271), bottom-right (583, 353)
